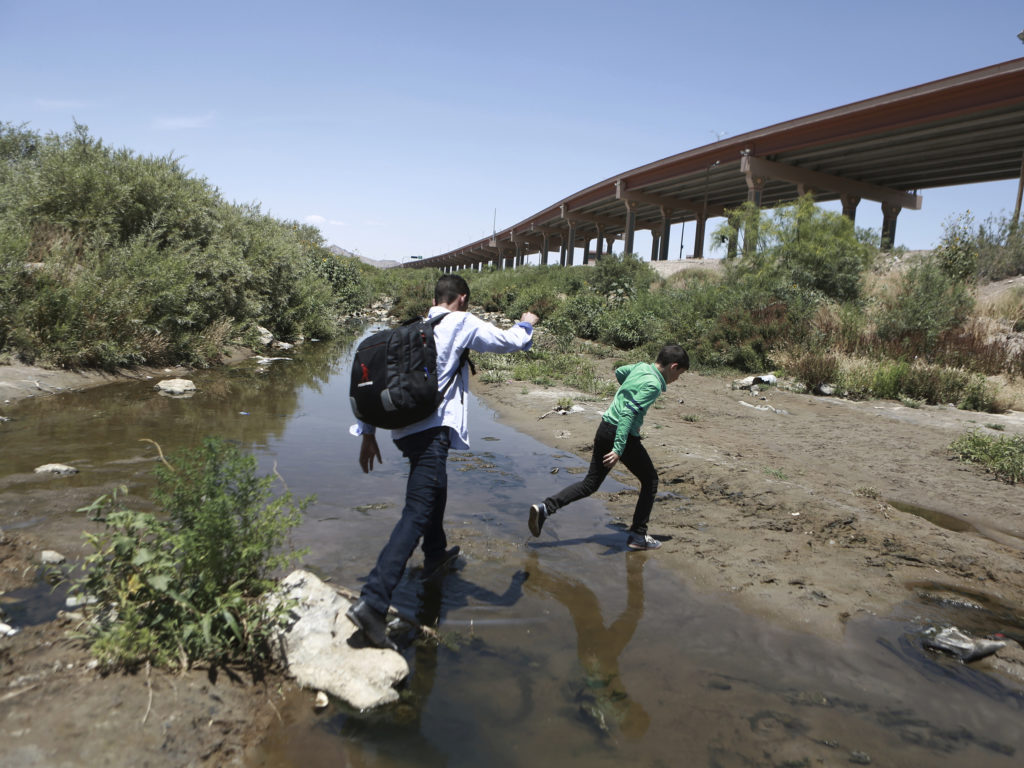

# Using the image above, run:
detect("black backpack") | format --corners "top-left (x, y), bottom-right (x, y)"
top-left (349, 314), bottom-right (471, 430)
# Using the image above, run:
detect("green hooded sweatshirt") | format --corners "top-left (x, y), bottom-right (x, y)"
top-left (602, 362), bottom-right (666, 456)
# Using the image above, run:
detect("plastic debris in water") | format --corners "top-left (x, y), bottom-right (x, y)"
top-left (922, 626), bottom-right (1006, 662)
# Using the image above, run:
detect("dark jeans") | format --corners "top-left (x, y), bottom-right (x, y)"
top-left (361, 426), bottom-right (450, 615)
top-left (544, 419), bottom-right (658, 535)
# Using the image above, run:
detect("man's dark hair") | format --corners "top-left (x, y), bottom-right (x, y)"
top-left (656, 344), bottom-right (689, 370)
top-left (435, 274), bottom-right (470, 305)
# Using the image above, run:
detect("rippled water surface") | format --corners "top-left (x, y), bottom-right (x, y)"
top-left (3, 336), bottom-right (1023, 767)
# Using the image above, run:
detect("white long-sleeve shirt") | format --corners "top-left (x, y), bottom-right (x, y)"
top-left (354, 307), bottom-right (533, 450)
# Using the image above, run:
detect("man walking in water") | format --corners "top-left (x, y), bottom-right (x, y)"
top-left (347, 274), bottom-right (538, 650)
top-left (528, 344), bottom-right (689, 550)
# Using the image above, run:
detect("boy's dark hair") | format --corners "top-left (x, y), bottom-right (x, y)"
top-left (656, 344), bottom-right (689, 370)
top-left (435, 274), bottom-right (470, 305)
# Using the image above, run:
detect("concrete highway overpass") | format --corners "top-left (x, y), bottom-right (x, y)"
top-left (404, 57), bottom-right (1024, 271)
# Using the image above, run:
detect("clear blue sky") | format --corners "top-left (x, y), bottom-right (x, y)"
top-left (2, 1), bottom-right (1022, 262)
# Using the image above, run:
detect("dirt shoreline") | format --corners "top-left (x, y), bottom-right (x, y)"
top-left (476, 371), bottom-right (1024, 648)
top-left (3, 356), bottom-right (1024, 764)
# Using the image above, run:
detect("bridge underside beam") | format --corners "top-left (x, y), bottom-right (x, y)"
top-left (741, 155), bottom-right (922, 210)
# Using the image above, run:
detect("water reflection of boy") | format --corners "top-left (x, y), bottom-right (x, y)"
top-left (526, 552), bottom-right (650, 740)
top-left (347, 274), bottom-right (538, 651)
top-left (528, 345), bottom-right (689, 551)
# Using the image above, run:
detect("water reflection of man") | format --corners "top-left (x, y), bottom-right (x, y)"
top-left (526, 552), bottom-right (650, 740)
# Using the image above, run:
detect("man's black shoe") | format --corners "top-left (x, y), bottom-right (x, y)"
top-left (345, 599), bottom-right (398, 651)
top-left (422, 546), bottom-right (461, 581)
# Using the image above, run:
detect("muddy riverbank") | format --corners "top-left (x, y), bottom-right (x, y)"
top-left (3, 352), bottom-right (1024, 765)
top-left (477, 368), bottom-right (1024, 649)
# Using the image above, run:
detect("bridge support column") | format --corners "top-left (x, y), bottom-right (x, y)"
top-left (659, 207), bottom-right (672, 261)
top-left (623, 201), bottom-right (637, 256)
top-left (565, 222), bottom-right (577, 266)
top-left (605, 234), bottom-right (615, 255)
top-left (726, 210), bottom-right (739, 259)
top-left (583, 237), bottom-right (592, 265)
top-left (693, 215), bottom-right (707, 259)
top-left (841, 194), bottom-right (861, 223)
top-left (540, 233), bottom-right (550, 266)
top-left (1014, 151), bottom-right (1024, 227)
top-left (650, 231), bottom-right (660, 261)
top-left (744, 173), bottom-right (766, 256)
top-left (595, 226), bottom-right (606, 260)
top-left (881, 202), bottom-right (901, 251)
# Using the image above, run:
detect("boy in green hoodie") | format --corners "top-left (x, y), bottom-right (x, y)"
top-left (528, 344), bottom-right (689, 550)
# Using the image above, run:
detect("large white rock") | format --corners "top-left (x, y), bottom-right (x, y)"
top-left (155, 378), bottom-right (196, 395)
top-left (273, 570), bottom-right (409, 711)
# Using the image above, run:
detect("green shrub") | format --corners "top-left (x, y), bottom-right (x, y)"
top-left (973, 214), bottom-right (1024, 283)
top-left (715, 196), bottom-right (874, 302)
top-left (598, 295), bottom-right (663, 349)
top-left (551, 292), bottom-right (606, 340)
top-left (0, 122), bottom-right (352, 368)
top-left (950, 429), bottom-right (1024, 484)
top-left (70, 438), bottom-right (310, 671)
top-left (934, 212), bottom-right (979, 281)
top-left (874, 253), bottom-right (974, 353)
top-left (787, 350), bottom-right (839, 392)
top-left (957, 373), bottom-right (1002, 412)
top-left (588, 252), bottom-right (656, 298)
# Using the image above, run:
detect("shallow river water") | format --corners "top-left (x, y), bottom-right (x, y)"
top-left (3, 336), bottom-right (1023, 767)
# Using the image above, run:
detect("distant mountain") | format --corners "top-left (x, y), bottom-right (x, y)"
top-left (327, 245), bottom-right (401, 269)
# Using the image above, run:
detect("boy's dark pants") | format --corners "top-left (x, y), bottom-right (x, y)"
top-left (361, 426), bottom-right (450, 615)
top-left (543, 419), bottom-right (658, 535)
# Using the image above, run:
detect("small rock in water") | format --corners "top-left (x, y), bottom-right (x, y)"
top-left (0, 622), bottom-right (18, 637)
top-left (41, 550), bottom-right (66, 565)
top-left (34, 463), bottom-right (78, 476)
top-left (155, 378), bottom-right (196, 395)
top-left (849, 751), bottom-right (871, 765)
top-left (314, 691), bottom-right (329, 710)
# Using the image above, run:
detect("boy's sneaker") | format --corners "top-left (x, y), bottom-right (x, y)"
top-left (626, 533), bottom-right (662, 551)
top-left (528, 502), bottom-right (548, 537)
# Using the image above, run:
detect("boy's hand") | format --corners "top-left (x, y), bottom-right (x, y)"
top-left (602, 450), bottom-right (620, 469)
top-left (359, 434), bottom-right (383, 473)
top-left (520, 311), bottom-right (539, 325)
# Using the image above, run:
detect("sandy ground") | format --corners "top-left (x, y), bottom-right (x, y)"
top-left (3, 352), bottom-right (1024, 764)
top-left (478, 368), bottom-right (1024, 646)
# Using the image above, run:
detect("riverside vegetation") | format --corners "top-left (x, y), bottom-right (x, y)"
top-left (66, 438), bottom-right (310, 672)
top-left (4, 122), bottom-right (1024, 675)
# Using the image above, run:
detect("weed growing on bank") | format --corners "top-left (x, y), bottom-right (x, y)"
top-left (949, 429), bottom-right (1024, 484)
top-left (0, 122), bottom-right (372, 369)
top-left (68, 438), bottom-right (310, 672)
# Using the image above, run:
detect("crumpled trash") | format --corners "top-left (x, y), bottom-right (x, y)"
top-left (922, 626), bottom-right (1007, 662)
